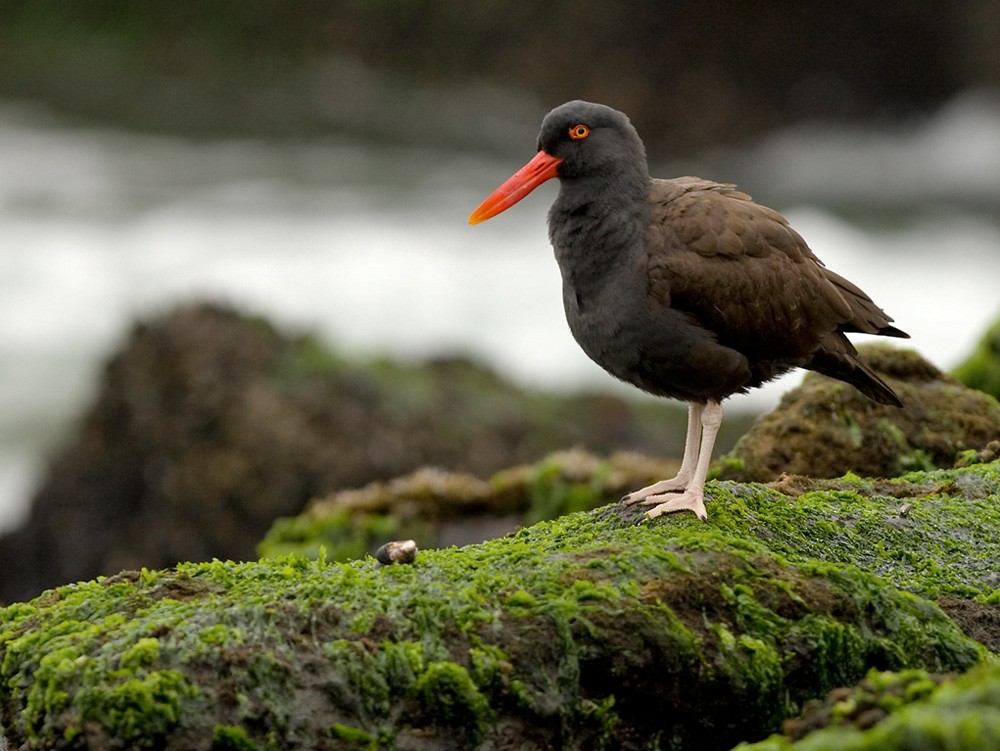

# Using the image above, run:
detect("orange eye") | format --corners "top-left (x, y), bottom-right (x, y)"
top-left (569, 124), bottom-right (590, 140)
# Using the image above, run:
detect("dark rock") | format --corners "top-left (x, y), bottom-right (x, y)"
top-left (938, 598), bottom-right (1000, 654)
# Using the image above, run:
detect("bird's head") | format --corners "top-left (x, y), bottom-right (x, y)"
top-left (468, 100), bottom-right (646, 224)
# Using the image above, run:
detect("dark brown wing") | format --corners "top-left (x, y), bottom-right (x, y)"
top-left (645, 177), bottom-right (906, 362)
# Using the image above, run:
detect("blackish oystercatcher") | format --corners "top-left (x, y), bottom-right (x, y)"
top-left (469, 100), bottom-right (907, 520)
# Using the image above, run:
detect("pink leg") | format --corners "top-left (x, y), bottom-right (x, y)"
top-left (622, 403), bottom-right (702, 503)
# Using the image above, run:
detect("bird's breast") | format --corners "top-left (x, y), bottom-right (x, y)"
top-left (559, 259), bottom-right (646, 368)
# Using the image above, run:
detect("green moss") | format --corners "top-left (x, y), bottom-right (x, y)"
top-left (77, 669), bottom-right (198, 745)
top-left (327, 723), bottom-right (378, 749)
top-left (578, 694), bottom-right (621, 749)
top-left (1, 462), bottom-right (996, 749)
top-left (120, 636), bottom-right (160, 670)
top-left (714, 454), bottom-right (746, 479)
top-left (736, 662), bottom-right (1000, 750)
top-left (415, 661), bottom-right (491, 740)
top-left (700, 463), bottom-right (1000, 603)
top-left (212, 723), bottom-right (260, 751)
top-left (199, 624), bottom-right (245, 647)
top-left (954, 316), bottom-right (1000, 400)
top-left (468, 644), bottom-right (511, 693)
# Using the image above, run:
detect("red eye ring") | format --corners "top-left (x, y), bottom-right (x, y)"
top-left (569, 124), bottom-right (590, 140)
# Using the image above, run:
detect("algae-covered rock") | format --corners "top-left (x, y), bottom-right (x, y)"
top-left (954, 315), bottom-right (1000, 401)
top-left (776, 667), bottom-right (954, 742)
top-left (264, 452), bottom-right (1000, 607)
top-left (259, 449), bottom-right (679, 560)
top-left (720, 346), bottom-right (1000, 483)
top-left (263, 449), bottom-right (1000, 654)
top-left (3, 462), bottom-right (997, 751)
top-left (734, 662), bottom-right (1000, 750)
top-left (0, 303), bottom-right (754, 604)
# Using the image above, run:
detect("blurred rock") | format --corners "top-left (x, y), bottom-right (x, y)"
top-left (719, 345), bottom-right (1000, 482)
top-left (0, 302), bottom-right (752, 603)
top-left (954, 314), bottom-right (1000, 401)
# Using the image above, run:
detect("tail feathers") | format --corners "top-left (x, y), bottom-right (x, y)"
top-left (824, 269), bottom-right (910, 340)
top-left (874, 324), bottom-right (909, 340)
top-left (808, 337), bottom-right (904, 407)
top-left (844, 359), bottom-right (903, 407)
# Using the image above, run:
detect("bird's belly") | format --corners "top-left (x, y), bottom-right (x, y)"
top-left (563, 288), bottom-right (753, 401)
top-left (561, 290), bottom-right (658, 390)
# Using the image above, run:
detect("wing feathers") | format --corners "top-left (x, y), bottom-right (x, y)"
top-left (646, 178), bottom-right (906, 356)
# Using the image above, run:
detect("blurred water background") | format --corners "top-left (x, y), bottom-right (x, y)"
top-left (1, 2), bottom-right (999, 532)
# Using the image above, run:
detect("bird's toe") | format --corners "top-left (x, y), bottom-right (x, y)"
top-left (621, 478), bottom-right (688, 506)
top-left (642, 492), bottom-right (707, 521)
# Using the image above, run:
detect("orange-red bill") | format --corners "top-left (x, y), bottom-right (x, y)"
top-left (468, 150), bottom-right (563, 225)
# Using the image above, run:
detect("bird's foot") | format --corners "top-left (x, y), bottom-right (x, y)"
top-left (620, 476), bottom-right (689, 505)
top-left (639, 491), bottom-right (707, 521)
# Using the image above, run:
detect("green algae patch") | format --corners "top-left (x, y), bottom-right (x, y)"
top-left (5, 593), bottom-right (201, 747)
top-left (1, 491), bottom-right (988, 751)
top-left (415, 661), bottom-right (491, 741)
top-left (706, 461), bottom-right (1000, 604)
top-left (212, 724), bottom-right (260, 751)
top-left (734, 661), bottom-right (1000, 750)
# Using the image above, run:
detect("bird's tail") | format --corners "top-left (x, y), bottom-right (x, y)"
top-left (808, 335), bottom-right (903, 407)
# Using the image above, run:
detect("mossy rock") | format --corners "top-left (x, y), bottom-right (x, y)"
top-left (775, 667), bottom-right (954, 742)
top-left (263, 452), bottom-right (1000, 609)
top-left (954, 315), bottom-right (1000, 401)
top-left (259, 449), bottom-right (680, 560)
top-left (735, 662), bottom-right (1000, 750)
top-left (719, 346), bottom-right (1000, 483)
top-left (3, 463), bottom-right (997, 750)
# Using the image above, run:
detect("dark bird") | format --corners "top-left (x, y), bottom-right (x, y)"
top-left (469, 100), bottom-right (908, 520)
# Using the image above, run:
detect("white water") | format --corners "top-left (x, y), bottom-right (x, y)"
top-left (2, 91), bottom-right (999, 530)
